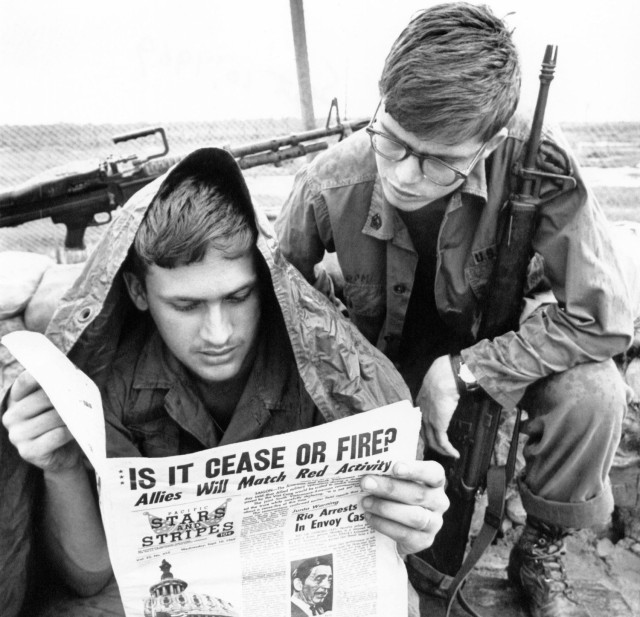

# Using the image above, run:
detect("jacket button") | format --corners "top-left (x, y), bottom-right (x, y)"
top-left (393, 284), bottom-right (407, 294)
top-left (371, 213), bottom-right (382, 230)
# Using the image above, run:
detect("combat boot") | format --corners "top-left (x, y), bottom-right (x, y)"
top-left (507, 518), bottom-right (590, 617)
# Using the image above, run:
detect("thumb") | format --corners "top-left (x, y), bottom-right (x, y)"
top-left (429, 426), bottom-right (460, 459)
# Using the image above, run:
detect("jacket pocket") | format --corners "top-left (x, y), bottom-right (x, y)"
top-left (343, 281), bottom-right (386, 345)
top-left (128, 418), bottom-right (180, 457)
top-left (465, 260), bottom-right (494, 302)
top-left (343, 282), bottom-right (385, 318)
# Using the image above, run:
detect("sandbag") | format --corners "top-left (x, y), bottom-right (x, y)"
top-left (0, 251), bottom-right (54, 319)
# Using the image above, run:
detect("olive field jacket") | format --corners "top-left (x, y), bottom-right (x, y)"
top-left (276, 117), bottom-right (635, 409)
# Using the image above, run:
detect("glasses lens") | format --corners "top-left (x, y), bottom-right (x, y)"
top-left (368, 126), bottom-right (465, 187)
top-left (421, 158), bottom-right (459, 186)
top-left (370, 132), bottom-right (407, 161)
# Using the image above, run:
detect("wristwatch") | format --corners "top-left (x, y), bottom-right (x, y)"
top-left (450, 354), bottom-right (480, 393)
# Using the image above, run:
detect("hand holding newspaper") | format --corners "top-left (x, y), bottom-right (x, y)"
top-left (3, 331), bottom-right (421, 617)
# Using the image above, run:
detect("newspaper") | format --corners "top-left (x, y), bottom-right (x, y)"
top-left (2, 331), bottom-right (421, 617)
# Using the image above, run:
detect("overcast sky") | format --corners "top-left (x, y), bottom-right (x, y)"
top-left (1, 0), bottom-right (639, 125)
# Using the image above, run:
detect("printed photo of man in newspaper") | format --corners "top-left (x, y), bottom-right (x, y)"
top-left (1, 147), bottom-right (448, 616)
top-left (291, 555), bottom-right (333, 616)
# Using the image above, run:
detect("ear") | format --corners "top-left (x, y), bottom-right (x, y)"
top-left (123, 271), bottom-right (149, 311)
top-left (292, 578), bottom-right (303, 592)
top-left (482, 127), bottom-right (509, 158)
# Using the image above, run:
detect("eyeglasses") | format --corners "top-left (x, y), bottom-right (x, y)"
top-left (366, 102), bottom-right (487, 187)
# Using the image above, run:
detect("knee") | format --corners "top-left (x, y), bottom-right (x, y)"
top-left (523, 360), bottom-right (626, 436)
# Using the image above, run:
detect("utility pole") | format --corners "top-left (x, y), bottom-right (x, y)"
top-left (289, 0), bottom-right (316, 130)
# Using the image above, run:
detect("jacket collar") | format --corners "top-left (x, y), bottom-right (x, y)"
top-left (131, 325), bottom-right (294, 448)
top-left (362, 158), bottom-right (488, 246)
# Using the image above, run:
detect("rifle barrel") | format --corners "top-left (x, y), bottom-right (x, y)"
top-left (521, 45), bottom-right (557, 196)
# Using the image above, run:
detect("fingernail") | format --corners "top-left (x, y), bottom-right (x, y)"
top-left (361, 477), bottom-right (377, 491)
top-left (394, 462), bottom-right (409, 476)
top-left (362, 496), bottom-right (373, 510)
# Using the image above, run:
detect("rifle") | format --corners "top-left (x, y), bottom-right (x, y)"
top-left (407, 46), bottom-right (577, 617)
top-left (0, 99), bottom-right (367, 262)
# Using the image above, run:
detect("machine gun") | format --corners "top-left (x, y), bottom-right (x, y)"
top-left (0, 99), bottom-right (367, 261)
top-left (407, 46), bottom-right (577, 617)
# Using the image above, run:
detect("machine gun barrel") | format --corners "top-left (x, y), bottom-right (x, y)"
top-left (228, 118), bottom-right (368, 160)
top-left (0, 105), bottom-right (368, 261)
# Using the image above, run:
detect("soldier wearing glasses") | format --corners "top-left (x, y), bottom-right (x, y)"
top-left (275, 3), bottom-right (633, 617)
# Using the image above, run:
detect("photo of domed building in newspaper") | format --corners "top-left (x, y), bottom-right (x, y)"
top-left (143, 559), bottom-right (239, 617)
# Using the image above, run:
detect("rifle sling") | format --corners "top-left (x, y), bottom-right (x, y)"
top-left (407, 407), bottom-right (522, 617)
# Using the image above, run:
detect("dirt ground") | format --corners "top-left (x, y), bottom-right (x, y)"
top-left (415, 487), bottom-right (640, 617)
top-left (415, 503), bottom-right (640, 616)
top-left (461, 525), bottom-right (640, 617)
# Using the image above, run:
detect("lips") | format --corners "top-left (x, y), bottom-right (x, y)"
top-left (200, 348), bottom-right (235, 355)
top-left (197, 347), bottom-right (237, 363)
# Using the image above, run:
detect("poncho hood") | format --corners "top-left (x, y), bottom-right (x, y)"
top-left (45, 148), bottom-right (411, 421)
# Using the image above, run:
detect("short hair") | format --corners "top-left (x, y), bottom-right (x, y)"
top-left (130, 174), bottom-right (257, 279)
top-left (292, 557), bottom-right (332, 584)
top-left (379, 2), bottom-right (521, 143)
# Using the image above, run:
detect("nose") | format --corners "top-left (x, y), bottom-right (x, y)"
top-left (200, 304), bottom-right (232, 346)
top-left (393, 154), bottom-right (423, 186)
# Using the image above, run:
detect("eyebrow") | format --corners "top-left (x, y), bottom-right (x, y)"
top-left (162, 280), bottom-right (258, 303)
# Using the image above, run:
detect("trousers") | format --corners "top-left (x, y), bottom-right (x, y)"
top-left (517, 359), bottom-right (629, 529)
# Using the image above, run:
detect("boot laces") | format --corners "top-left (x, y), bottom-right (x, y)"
top-left (530, 533), bottom-right (575, 598)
